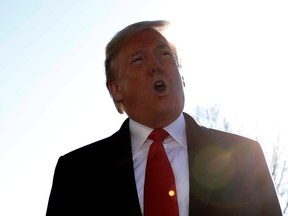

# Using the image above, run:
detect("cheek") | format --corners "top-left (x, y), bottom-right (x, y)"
top-left (163, 60), bottom-right (180, 73)
top-left (166, 66), bottom-right (182, 83)
top-left (120, 79), bottom-right (142, 99)
top-left (171, 74), bottom-right (185, 94)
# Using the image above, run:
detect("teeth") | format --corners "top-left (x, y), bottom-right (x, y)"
top-left (154, 81), bottom-right (165, 91)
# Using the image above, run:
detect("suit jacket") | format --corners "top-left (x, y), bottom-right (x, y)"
top-left (46, 113), bottom-right (282, 216)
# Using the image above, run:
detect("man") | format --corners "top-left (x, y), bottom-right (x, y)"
top-left (46, 20), bottom-right (282, 216)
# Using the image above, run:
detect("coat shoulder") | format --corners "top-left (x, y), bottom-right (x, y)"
top-left (61, 117), bottom-right (131, 161)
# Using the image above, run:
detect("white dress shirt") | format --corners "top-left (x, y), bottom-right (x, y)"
top-left (130, 113), bottom-right (189, 216)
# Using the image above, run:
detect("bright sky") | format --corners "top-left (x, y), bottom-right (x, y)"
top-left (0, 0), bottom-right (287, 215)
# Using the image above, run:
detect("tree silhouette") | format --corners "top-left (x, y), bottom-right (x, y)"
top-left (193, 104), bottom-right (288, 215)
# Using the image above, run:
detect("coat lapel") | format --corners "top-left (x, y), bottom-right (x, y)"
top-left (112, 118), bottom-right (142, 216)
top-left (184, 112), bottom-right (214, 215)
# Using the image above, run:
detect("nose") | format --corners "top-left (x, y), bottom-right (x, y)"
top-left (148, 56), bottom-right (162, 75)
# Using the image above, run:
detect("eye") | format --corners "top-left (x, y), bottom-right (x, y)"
top-left (160, 50), bottom-right (172, 57)
top-left (130, 55), bottom-right (144, 65)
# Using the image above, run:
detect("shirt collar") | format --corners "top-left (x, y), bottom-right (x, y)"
top-left (129, 113), bottom-right (187, 153)
top-left (164, 113), bottom-right (187, 148)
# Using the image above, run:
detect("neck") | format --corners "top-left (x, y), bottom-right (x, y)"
top-left (132, 112), bottom-right (182, 129)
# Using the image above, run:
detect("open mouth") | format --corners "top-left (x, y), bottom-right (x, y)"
top-left (154, 81), bottom-right (165, 92)
top-left (153, 80), bottom-right (168, 95)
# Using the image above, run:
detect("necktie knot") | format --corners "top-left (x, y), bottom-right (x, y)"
top-left (148, 128), bottom-right (169, 142)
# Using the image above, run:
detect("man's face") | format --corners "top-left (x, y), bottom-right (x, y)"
top-left (109, 29), bottom-right (185, 128)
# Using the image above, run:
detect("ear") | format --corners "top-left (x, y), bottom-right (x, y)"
top-left (181, 75), bottom-right (185, 87)
top-left (107, 80), bottom-right (123, 102)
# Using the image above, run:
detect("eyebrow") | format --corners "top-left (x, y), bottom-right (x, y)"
top-left (129, 49), bottom-right (144, 57)
top-left (155, 42), bottom-right (172, 51)
top-left (128, 42), bottom-right (172, 61)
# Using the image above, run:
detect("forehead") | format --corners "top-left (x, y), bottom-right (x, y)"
top-left (121, 29), bottom-right (170, 53)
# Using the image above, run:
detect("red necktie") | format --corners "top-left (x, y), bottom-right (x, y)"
top-left (144, 129), bottom-right (179, 216)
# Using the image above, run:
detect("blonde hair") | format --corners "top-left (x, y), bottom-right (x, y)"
top-left (104, 20), bottom-right (179, 113)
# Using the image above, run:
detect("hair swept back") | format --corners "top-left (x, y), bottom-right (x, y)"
top-left (104, 20), bottom-right (178, 114)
